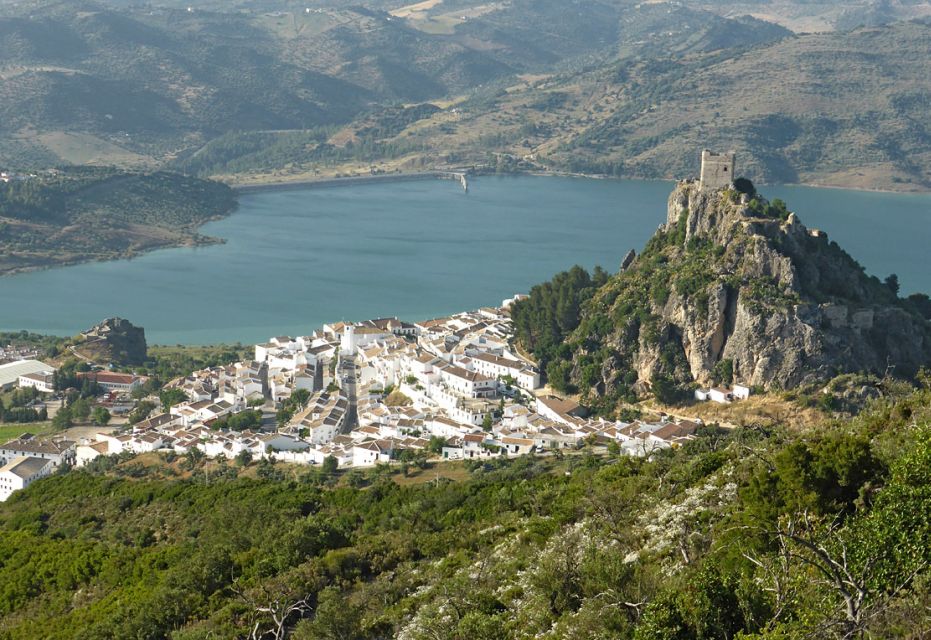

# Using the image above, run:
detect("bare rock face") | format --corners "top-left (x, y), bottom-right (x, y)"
top-left (574, 180), bottom-right (931, 393)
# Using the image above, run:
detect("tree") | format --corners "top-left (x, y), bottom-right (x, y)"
top-left (733, 177), bottom-right (756, 197)
top-left (276, 407), bottom-right (295, 428)
top-left (712, 359), bottom-right (734, 386)
top-left (346, 469), bottom-right (367, 488)
top-left (482, 414), bottom-right (493, 431)
top-left (233, 581), bottom-right (311, 640)
top-left (91, 406), bottom-right (111, 426)
top-left (885, 273), bottom-right (900, 296)
top-left (546, 360), bottom-right (573, 393)
top-left (650, 373), bottom-right (680, 405)
top-left (182, 448), bottom-right (205, 471)
top-left (128, 400), bottom-right (156, 424)
top-left (322, 455), bottom-right (339, 475)
top-left (52, 406), bottom-right (73, 430)
top-left (293, 587), bottom-right (362, 640)
top-left (214, 410), bottom-right (262, 432)
top-left (291, 388), bottom-right (310, 407)
top-left (70, 397), bottom-right (92, 422)
top-left (907, 293), bottom-right (931, 320)
top-left (428, 436), bottom-right (447, 454)
top-left (750, 512), bottom-right (879, 639)
top-left (236, 449), bottom-right (253, 467)
top-left (159, 387), bottom-right (188, 411)
top-left (511, 265), bottom-right (598, 369)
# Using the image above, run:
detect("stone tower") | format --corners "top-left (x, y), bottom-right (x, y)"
top-left (699, 149), bottom-right (736, 191)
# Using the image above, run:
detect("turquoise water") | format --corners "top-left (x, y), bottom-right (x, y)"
top-left (1, 176), bottom-right (929, 344)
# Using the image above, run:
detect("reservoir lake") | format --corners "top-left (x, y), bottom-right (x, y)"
top-left (2, 175), bottom-right (929, 345)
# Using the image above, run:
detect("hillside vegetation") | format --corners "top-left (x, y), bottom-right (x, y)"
top-left (0, 0), bottom-right (835, 184)
top-left (0, 381), bottom-right (930, 638)
top-left (1, 2), bottom-right (928, 190)
top-left (0, 168), bottom-right (235, 274)
top-left (358, 18), bottom-right (931, 191)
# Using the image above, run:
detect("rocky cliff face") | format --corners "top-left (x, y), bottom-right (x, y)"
top-left (570, 180), bottom-right (931, 394)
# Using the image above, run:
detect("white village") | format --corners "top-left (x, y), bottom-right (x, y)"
top-left (0, 294), bottom-right (752, 501)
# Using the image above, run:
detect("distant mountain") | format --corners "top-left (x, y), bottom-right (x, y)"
top-left (0, 0), bottom-right (793, 170)
top-left (1, 2), bottom-right (929, 190)
top-left (359, 18), bottom-right (931, 191)
top-left (544, 20), bottom-right (931, 189)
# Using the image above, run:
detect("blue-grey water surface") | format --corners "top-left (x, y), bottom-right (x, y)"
top-left (1, 176), bottom-right (928, 344)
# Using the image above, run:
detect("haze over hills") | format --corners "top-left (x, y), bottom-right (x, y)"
top-left (191, 16), bottom-right (931, 191)
top-left (0, 0), bottom-right (929, 191)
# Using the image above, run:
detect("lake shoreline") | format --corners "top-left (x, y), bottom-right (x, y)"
top-left (227, 168), bottom-right (930, 195)
top-left (0, 223), bottom-right (228, 278)
top-left (3, 175), bottom-right (929, 345)
top-left (232, 170), bottom-right (470, 193)
top-left (3, 171), bottom-right (922, 280)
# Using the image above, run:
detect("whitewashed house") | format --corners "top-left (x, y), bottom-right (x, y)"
top-left (733, 384), bottom-right (751, 400)
top-left (709, 387), bottom-right (733, 404)
top-left (0, 456), bottom-right (55, 501)
top-left (18, 371), bottom-right (56, 393)
top-left (468, 352), bottom-right (540, 391)
top-left (438, 365), bottom-right (496, 398)
top-left (352, 440), bottom-right (393, 466)
top-left (499, 436), bottom-right (535, 456)
top-left (75, 441), bottom-right (111, 467)
top-left (0, 436), bottom-right (75, 468)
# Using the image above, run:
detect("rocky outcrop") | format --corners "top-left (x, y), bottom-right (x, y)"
top-left (573, 180), bottom-right (931, 392)
top-left (77, 318), bottom-right (148, 365)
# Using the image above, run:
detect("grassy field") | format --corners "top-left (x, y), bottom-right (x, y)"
top-left (0, 422), bottom-right (53, 443)
top-left (34, 131), bottom-right (152, 167)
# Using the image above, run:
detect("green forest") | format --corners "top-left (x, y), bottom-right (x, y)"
top-left (1, 381), bottom-right (930, 638)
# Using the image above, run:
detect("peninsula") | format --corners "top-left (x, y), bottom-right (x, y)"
top-left (0, 168), bottom-right (235, 276)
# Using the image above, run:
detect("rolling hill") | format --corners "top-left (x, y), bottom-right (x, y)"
top-left (0, 1), bottom-right (929, 190)
top-left (342, 17), bottom-right (931, 191)
top-left (0, 0), bottom-right (793, 171)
